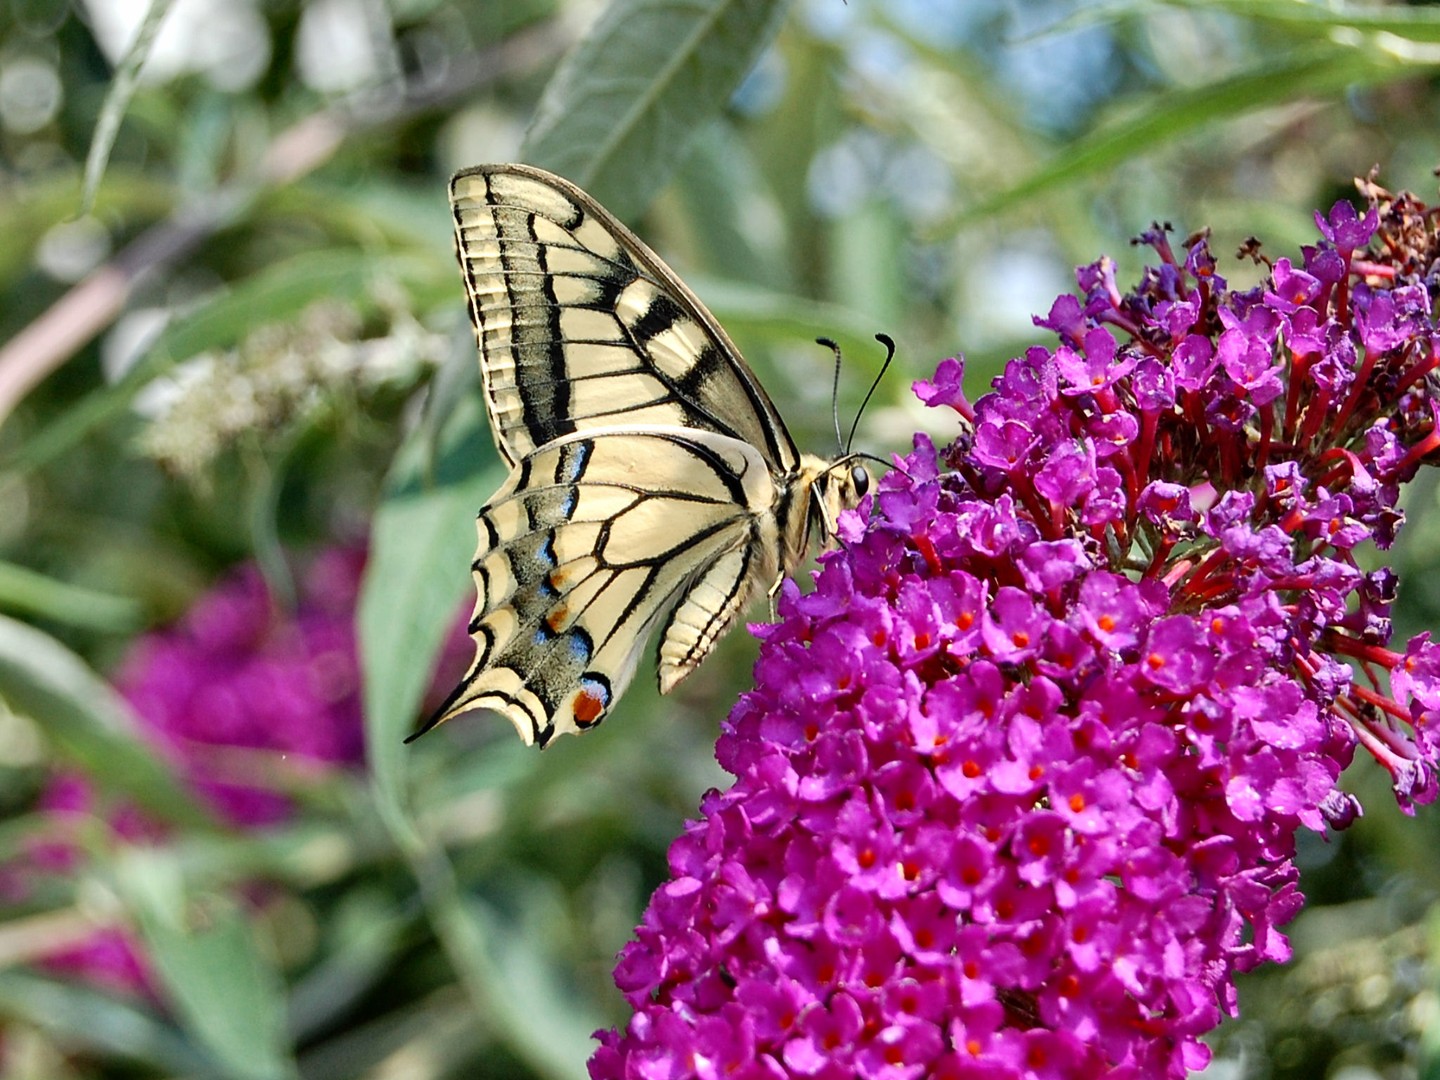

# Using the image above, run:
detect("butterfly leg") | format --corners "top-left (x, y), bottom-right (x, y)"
top-left (766, 571), bottom-right (786, 619)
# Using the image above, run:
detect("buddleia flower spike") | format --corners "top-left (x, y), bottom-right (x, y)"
top-left (591, 184), bottom-right (1440, 1078)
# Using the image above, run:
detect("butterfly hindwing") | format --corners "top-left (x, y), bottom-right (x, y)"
top-left (428, 428), bottom-right (780, 746)
top-left (450, 165), bottom-right (800, 473)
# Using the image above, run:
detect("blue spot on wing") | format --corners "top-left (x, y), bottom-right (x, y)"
top-left (568, 628), bottom-right (593, 663)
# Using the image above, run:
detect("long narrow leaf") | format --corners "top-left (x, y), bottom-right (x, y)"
top-left (955, 43), bottom-right (1413, 226)
top-left (524, 0), bottom-right (792, 218)
top-left (82, 0), bottom-right (175, 212)
top-left (0, 559), bottom-right (143, 632)
top-left (0, 614), bottom-right (210, 827)
top-left (360, 392), bottom-right (500, 844)
top-left (1164, 0), bottom-right (1440, 42)
top-left (0, 971), bottom-right (214, 1075)
top-left (121, 851), bottom-right (297, 1080)
top-left (407, 846), bottom-right (604, 1080)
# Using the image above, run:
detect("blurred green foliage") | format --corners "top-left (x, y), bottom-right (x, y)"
top-left (0, 0), bottom-right (1439, 1077)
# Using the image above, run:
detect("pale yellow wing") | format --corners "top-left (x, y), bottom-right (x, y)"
top-left (422, 164), bottom-right (874, 747)
top-left (417, 428), bottom-right (779, 747)
top-left (449, 164), bottom-right (800, 474)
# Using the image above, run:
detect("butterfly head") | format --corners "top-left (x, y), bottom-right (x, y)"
top-left (803, 453), bottom-right (881, 545)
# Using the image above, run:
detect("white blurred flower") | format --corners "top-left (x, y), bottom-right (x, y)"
top-left (80, 0), bottom-right (270, 91)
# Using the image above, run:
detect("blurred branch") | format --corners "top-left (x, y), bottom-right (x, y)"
top-left (0, 907), bottom-right (98, 970)
top-left (0, 20), bottom-right (564, 432)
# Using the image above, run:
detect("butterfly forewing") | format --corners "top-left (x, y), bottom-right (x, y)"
top-left (450, 165), bottom-right (800, 472)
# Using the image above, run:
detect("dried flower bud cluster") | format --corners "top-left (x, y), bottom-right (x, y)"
top-left (138, 296), bottom-right (448, 478)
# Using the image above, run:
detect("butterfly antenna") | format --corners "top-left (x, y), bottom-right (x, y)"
top-left (846, 334), bottom-right (895, 453)
top-left (817, 337), bottom-right (845, 454)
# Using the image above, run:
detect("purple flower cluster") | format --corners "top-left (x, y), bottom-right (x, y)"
top-left (591, 188), bottom-right (1440, 1078)
top-left (19, 545), bottom-right (469, 998)
top-left (114, 545), bottom-right (371, 826)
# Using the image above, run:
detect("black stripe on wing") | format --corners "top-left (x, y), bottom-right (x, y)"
top-left (450, 164), bottom-right (800, 472)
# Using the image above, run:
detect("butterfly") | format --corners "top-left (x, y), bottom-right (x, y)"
top-left (412, 164), bottom-right (886, 748)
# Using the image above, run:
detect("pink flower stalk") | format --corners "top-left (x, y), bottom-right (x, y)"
top-left (590, 186), bottom-right (1440, 1078)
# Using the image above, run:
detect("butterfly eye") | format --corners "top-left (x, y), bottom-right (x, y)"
top-left (851, 465), bottom-right (870, 498)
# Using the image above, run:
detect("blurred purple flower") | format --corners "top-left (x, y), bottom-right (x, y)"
top-left (591, 186), bottom-right (1440, 1078)
top-left (22, 544), bottom-right (469, 997)
top-left (115, 545), bottom-right (370, 826)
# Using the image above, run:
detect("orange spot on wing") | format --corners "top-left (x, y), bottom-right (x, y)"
top-left (573, 687), bottom-right (605, 726)
top-left (546, 605), bottom-right (569, 632)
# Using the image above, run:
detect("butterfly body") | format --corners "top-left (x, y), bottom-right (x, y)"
top-left (418, 164), bottom-right (868, 747)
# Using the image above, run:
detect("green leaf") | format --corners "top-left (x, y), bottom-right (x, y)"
top-left (359, 391), bottom-right (501, 845)
top-left (286, 887), bottom-right (410, 1041)
top-left (0, 171), bottom-right (177, 292)
top-left (463, 893), bottom-right (607, 1075)
top-left (143, 250), bottom-right (385, 366)
top-left (0, 559), bottom-right (143, 632)
top-left (261, 180), bottom-right (454, 259)
top-left (956, 42), bottom-right (1419, 226)
top-left (690, 276), bottom-right (885, 357)
top-left (410, 849), bottom-right (606, 1080)
top-left (523, 0), bottom-right (793, 218)
top-left (1422, 905), bottom-right (1440, 1079)
top-left (1161, 0), bottom-right (1440, 42)
top-left (671, 126), bottom-right (791, 290)
top-left (0, 614), bottom-right (210, 828)
top-left (121, 850), bottom-right (297, 1080)
top-left (0, 971), bottom-right (214, 1075)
